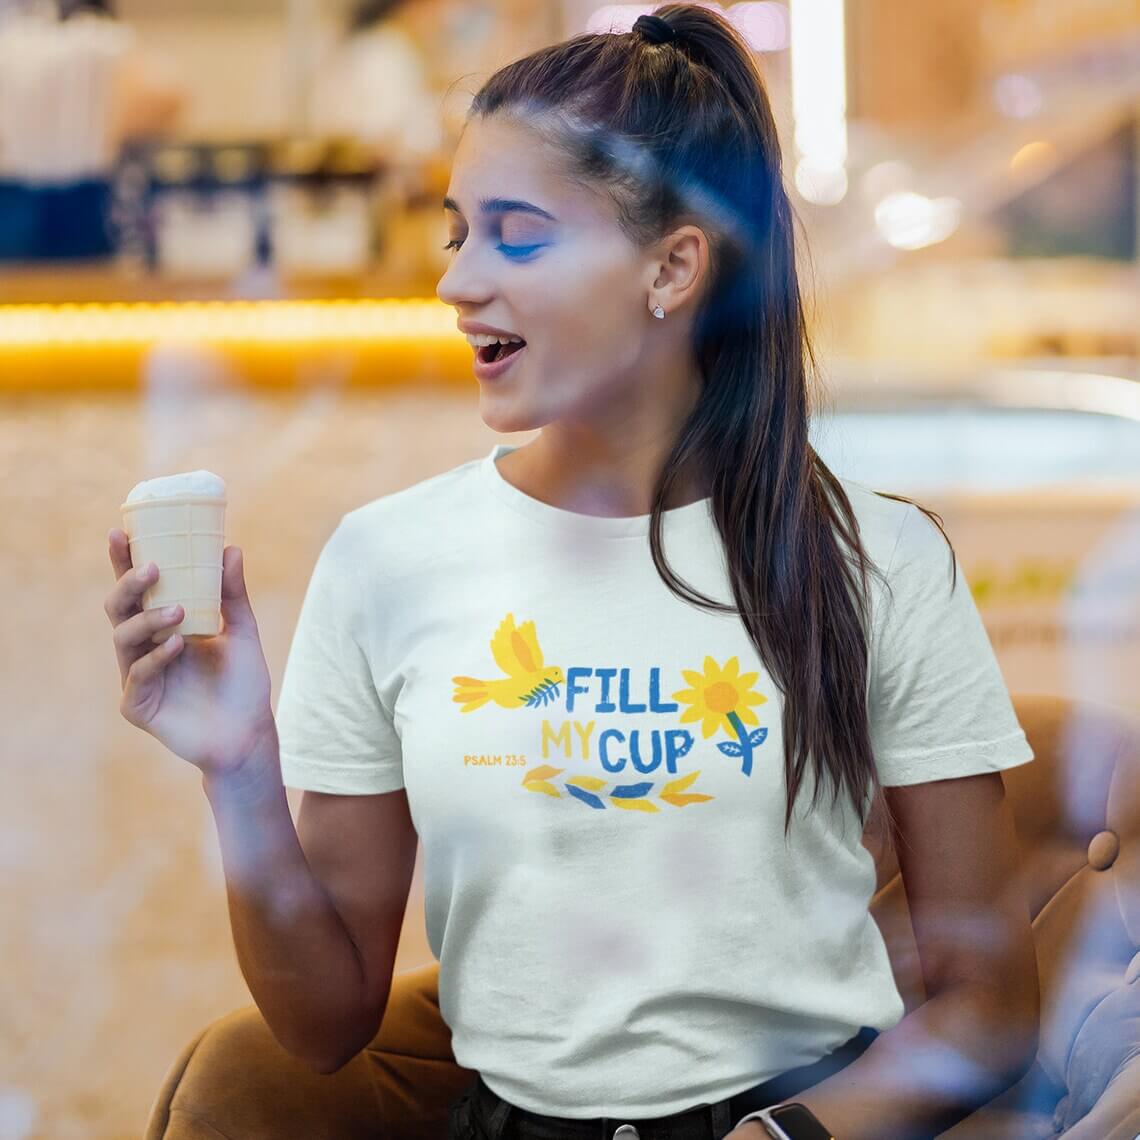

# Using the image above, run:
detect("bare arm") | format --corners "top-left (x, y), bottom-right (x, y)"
top-left (202, 723), bottom-right (418, 1073)
top-left (735, 770), bottom-right (1040, 1138)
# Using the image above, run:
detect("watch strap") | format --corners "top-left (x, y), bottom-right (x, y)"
top-left (733, 1105), bottom-right (783, 1136)
top-left (733, 1102), bottom-right (836, 1139)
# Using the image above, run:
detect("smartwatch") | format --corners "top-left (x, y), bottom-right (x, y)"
top-left (735, 1100), bottom-right (836, 1140)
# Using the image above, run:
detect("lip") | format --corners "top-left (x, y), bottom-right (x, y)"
top-left (459, 321), bottom-right (524, 338)
top-left (473, 341), bottom-right (527, 382)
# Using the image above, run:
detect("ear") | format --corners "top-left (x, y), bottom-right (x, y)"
top-left (647, 223), bottom-right (712, 314)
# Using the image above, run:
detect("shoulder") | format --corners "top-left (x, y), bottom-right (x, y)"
top-left (346, 453), bottom-right (480, 524)
top-left (331, 453), bottom-right (485, 578)
top-left (833, 477), bottom-right (961, 627)
top-left (832, 475), bottom-right (917, 574)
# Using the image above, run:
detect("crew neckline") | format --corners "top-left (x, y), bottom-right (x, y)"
top-left (480, 443), bottom-right (712, 538)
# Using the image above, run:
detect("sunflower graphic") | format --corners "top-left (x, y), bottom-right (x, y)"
top-left (672, 655), bottom-right (769, 776)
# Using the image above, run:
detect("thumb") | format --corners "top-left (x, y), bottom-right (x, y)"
top-left (219, 545), bottom-right (256, 632)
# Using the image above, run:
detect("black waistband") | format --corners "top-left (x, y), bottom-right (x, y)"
top-left (727, 1025), bottom-right (880, 1116)
top-left (471, 1025), bottom-right (880, 1133)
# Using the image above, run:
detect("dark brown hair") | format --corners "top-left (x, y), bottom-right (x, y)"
top-left (464, 4), bottom-right (956, 841)
top-left (348, 0), bottom-right (412, 34)
top-left (58, 0), bottom-right (115, 17)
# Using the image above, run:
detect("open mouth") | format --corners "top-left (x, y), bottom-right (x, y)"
top-left (477, 340), bottom-right (527, 364)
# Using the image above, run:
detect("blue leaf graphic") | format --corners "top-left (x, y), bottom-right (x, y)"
top-left (611, 782), bottom-right (654, 798)
top-left (717, 740), bottom-right (744, 757)
top-left (565, 786), bottom-right (605, 809)
top-left (523, 681), bottom-right (562, 709)
top-left (748, 728), bottom-right (768, 747)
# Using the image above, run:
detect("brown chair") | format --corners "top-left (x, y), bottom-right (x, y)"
top-left (144, 693), bottom-right (1140, 1140)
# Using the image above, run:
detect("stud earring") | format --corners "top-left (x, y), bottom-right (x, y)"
top-left (652, 304), bottom-right (665, 319)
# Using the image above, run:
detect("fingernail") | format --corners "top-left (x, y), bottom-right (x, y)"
top-left (137, 564), bottom-right (151, 582)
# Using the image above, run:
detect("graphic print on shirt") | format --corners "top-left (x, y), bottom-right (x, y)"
top-left (450, 613), bottom-right (771, 811)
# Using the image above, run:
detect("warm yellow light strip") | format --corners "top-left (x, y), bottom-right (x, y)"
top-left (0, 299), bottom-right (461, 347)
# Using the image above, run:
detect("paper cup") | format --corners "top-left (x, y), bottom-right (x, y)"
top-left (119, 494), bottom-right (227, 642)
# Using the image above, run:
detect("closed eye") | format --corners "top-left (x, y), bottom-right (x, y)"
top-left (442, 238), bottom-right (542, 259)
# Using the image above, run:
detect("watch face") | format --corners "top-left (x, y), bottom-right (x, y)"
top-left (767, 1102), bottom-right (834, 1140)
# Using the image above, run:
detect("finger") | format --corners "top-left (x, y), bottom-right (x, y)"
top-left (121, 631), bottom-right (183, 717)
top-left (112, 603), bottom-right (183, 687)
top-left (219, 546), bottom-right (255, 634)
top-left (113, 602), bottom-right (183, 655)
top-left (108, 527), bottom-right (128, 574)
top-left (105, 552), bottom-right (157, 625)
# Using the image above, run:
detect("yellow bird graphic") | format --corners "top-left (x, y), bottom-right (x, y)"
top-left (452, 613), bottom-right (566, 713)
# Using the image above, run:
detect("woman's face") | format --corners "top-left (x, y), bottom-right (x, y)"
top-left (436, 115), bottom-right (705, 438)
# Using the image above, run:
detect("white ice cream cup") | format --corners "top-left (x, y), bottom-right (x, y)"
top-left (119, 491), bottom-right (227, 641)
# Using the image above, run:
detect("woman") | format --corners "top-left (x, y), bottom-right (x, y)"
top-left (0, 0), bottom-right (183, 260)
top-left (54, 0), bottom-right (185, 151)
top-left (309, 0), bottom-right (445, 174)
top-left (104, 6), bottom-right (1040, 1139)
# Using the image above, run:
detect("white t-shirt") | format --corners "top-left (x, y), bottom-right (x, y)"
top-left (275, 442), bottom-right (1034, 1117)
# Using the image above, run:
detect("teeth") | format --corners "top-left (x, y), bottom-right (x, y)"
top-left (465, 333), bottom-right (524, 347)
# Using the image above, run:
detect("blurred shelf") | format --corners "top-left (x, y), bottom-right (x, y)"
top-left (0, 262), bottom-right (435, 305)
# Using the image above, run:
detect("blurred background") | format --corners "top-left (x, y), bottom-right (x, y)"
top-left (1, 1), bottom-right (1138, 1137)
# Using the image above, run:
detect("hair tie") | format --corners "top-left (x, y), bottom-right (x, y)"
top-left (633, 13), bottom-right (677, 45)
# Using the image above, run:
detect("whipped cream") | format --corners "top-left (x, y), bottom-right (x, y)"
top-left (124, 469), bottom-right (226, 503)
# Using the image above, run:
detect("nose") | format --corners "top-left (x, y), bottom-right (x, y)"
top-left (436, 248), bottom-right (492, 311)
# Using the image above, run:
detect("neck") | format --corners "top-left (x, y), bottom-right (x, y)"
top-left (498, 434), bottom-right (708, 519)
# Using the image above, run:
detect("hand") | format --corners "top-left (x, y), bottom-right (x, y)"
top-left (105, 529), bottom-right (276, 777)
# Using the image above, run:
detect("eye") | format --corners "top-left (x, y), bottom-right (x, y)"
top-left (500, 243), bottom-right (542, 258)
top-left (441, 236), bottom-right (542, 259)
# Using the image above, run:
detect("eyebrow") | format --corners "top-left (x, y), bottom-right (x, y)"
top-left (443, 195), bottom-right (559, 222)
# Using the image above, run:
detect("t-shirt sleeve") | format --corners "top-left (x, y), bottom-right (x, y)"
top-left (275, 520), bottom-right (404, 795)
top-left (868, 504), bottom-right (1034, 787)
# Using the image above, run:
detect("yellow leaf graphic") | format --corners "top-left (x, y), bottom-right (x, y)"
top-left (661, 770), bottom-right (701, 795)
top-left (524, 765), bottom-right (564, 784)
top-left (611, 798), bottom-right (660, 813)
top-left (660, 792), bottom-right (714, 807)
top-left (524, 781), bottom-right (562, 797)
top-left (565, 775), bottom-right (607, 792)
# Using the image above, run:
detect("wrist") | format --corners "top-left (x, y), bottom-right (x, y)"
top-left (202, 724), bottom-right (280, 805)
